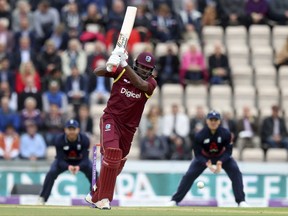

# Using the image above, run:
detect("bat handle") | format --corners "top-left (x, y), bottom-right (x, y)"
top-left (106, 64), bottom-right (118, 72)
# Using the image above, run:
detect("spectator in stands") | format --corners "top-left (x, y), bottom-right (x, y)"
top-left (261, 105), bottom-right (288, 150)
top-left (179, 0), bottom-right (202, 42)
top-left (19, 120), bottom-right (46, 160)
top-left (33, 0), bottom-right (60, 50)
top-left (218, 0), bottom-right (246, 27)
top-left (14, 18), bottom-right (36, 52)
top-left (139, 104), bottom-right (163, 138)
top-left (61, 1), bottom-right (82, 36)
top-left (0, 43), bottom-right (10, 62)
top-left (82, 3), bottom-right (105, 33)
top-left (0, 82), bottom-right (17, 112)
top-left (162, 104), bottom-right (191, 160)
top-left (42, 80), bottom-right (68, 114)
top-left (245, 0), bottom-right (269, 27)
top-left (0, 57), bottom-right (14, 90)
top-left (86, 41), bottom-right (108, 75)
top-left (200, 0), bottom-right (220, 26)
top-left (12, 36), bottom-right (38, 70)
top-left (88, 59), bottom-right (111, 105)
top-left (75, 104), bottom-right (93, 137)
top-left (221, 110), bottom-right (238, 143)
top-left (17, 76), bottom-right (42, 111)
top-left (12, 0), bottom-right (34, 32)
top-left (0, 0), bottom-right (11, 27)
top-left (150, 3), bottom-right (183, 42)
top-left (134, 4), bottom-right (152, 42)
top-left (48, 23), bottom-right (69, 51)
top-left (208, 42), bottom-right (231, 86)
top-left (20, 97), bottom-right (43, 132)
top-left (43, 103), bottom-right (66, 146)
top-left (180, 43), bottom-right (207, 86)
top-left (275, 37), bottom-right (288, 70)
top-left (0, 18), bottom-right (14, 53)
top-left (106, 0), bottom-right (126, 32)
top-left (156, 44), bottom-right (180, 89)
top-left (237, 106), bottom-right (260, 160)
top-left (0, 124), bottom-right (20, 160)
top-left (140, 125), bottom-right (168, 160)
top-left (0, 96), bottom-right (20, 132)
top-left (189, 105), bottom-right (206, 149)
top-left (61, 39), bottom-right (87, 77)
top-left (65, 66), bottom-right (88, 109)
top-left (15, 61), bottom-right (41, 94)
top-left (267, 0), bottom-right (288, 25)
top-left (38, 40), bottom-right (62, 77)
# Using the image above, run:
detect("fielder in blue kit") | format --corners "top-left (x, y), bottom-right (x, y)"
top-left (169, 111), bottom-right (248, 207)
top-left (38, 119), bottom-right (93, 204)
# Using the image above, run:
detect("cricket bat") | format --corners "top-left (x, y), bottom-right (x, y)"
top-left (106, 6), bottom-right (137, 72)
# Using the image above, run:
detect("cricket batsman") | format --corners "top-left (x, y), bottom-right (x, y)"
top-left (85, 48), bottom-right (157, 209)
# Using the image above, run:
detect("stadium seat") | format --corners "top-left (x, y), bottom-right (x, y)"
top-left (227, 45), bottom-right (250, 66)
top-left (46, 146), bottom-right (56, 161)
top-left (160, 83), bottom-right (185, 108)
top-left (280, 87), bottom-right (288, 110)
top-left (225, 26), bottom-right (247, 47)
top-left (202, 26), bottom-right (224, 46)
top-left (131, 42), bottom-right (153, 59)
top-left (231, 65), bottom-right (254, 86)
top-left (272, 25), bottom-right (288, 52)
top-left (209, 85), bottom-right (232, 111)
top-left (185, 84), bottom-right (208, 112)
top-left (232, 147), bottom-right (240, 161)
top-left (154, 42), bottom-right (178, 58)
top-left (249, 25), bottom-right (271, 48)
top-left (266, 148), bottom-right (288, 162)
top-left (242, 148), bottom-right (265, 161)
top-left (254, 66), bottom-right (277, 88)
top-left (278, 66), bottom-right (288, 88)
top-left (257, 86), bottom-right (280, 110)
top-left (233, 86), bottom-right (256, 109)
top-left (251, 47), bottom-right (274, 67)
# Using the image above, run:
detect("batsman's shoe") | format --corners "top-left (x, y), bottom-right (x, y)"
top-left (166, 200), bottom-right (177, 207)
top-left (95, 198), bottom-right (111, 210)
top-left (37, 196), bottom-right (45, 205)
top-left (238, 201), bottom-right (249, 207)
top-left (85, 193), bottom-right (94, 205)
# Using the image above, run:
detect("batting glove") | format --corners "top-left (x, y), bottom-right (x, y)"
top-left (106, 54), bottom-right (121, 72)
top-left (112, 47), bottom-right (128, 67)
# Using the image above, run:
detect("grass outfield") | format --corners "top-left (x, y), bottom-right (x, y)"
top-left (1, 205), bottom-right (288, 216)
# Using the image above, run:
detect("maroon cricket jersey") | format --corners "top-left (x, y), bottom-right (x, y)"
top-left (103, 67), bottom-right (157, 127)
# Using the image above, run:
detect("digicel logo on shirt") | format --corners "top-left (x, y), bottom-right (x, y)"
top-left (121, 87), bottom-right (141, 98)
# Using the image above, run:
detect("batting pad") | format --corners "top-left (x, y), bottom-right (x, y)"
top-left (117, 157), bottom-right (127, 176)
top-left (97, 148), bottom-right (122, 201)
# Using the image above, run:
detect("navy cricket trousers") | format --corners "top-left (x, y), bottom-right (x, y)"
top-left (40, 159), bottom-right (92, 202)
top-left (171, 157), bottom-right (245, 204)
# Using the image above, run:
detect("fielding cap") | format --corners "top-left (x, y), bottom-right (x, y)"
top-left (206, 110), bottom-right (221, 120)
top-left (65, 119), bottom-right (79, 128)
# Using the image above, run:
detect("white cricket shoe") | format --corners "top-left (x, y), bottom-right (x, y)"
top-left (95, 198), bottom-right (111, 210)
top-left (166, 200), bottom-right (177, 207)
top-left (85, 193), bottom-right (94, 205)
top-left (37, 197), bottom-right (45, 205)
top-left (238, 201), bottom-right (249, 207)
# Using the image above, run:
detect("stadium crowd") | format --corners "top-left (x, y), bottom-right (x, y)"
top-left (0, 0), bottom-right (288, 162)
